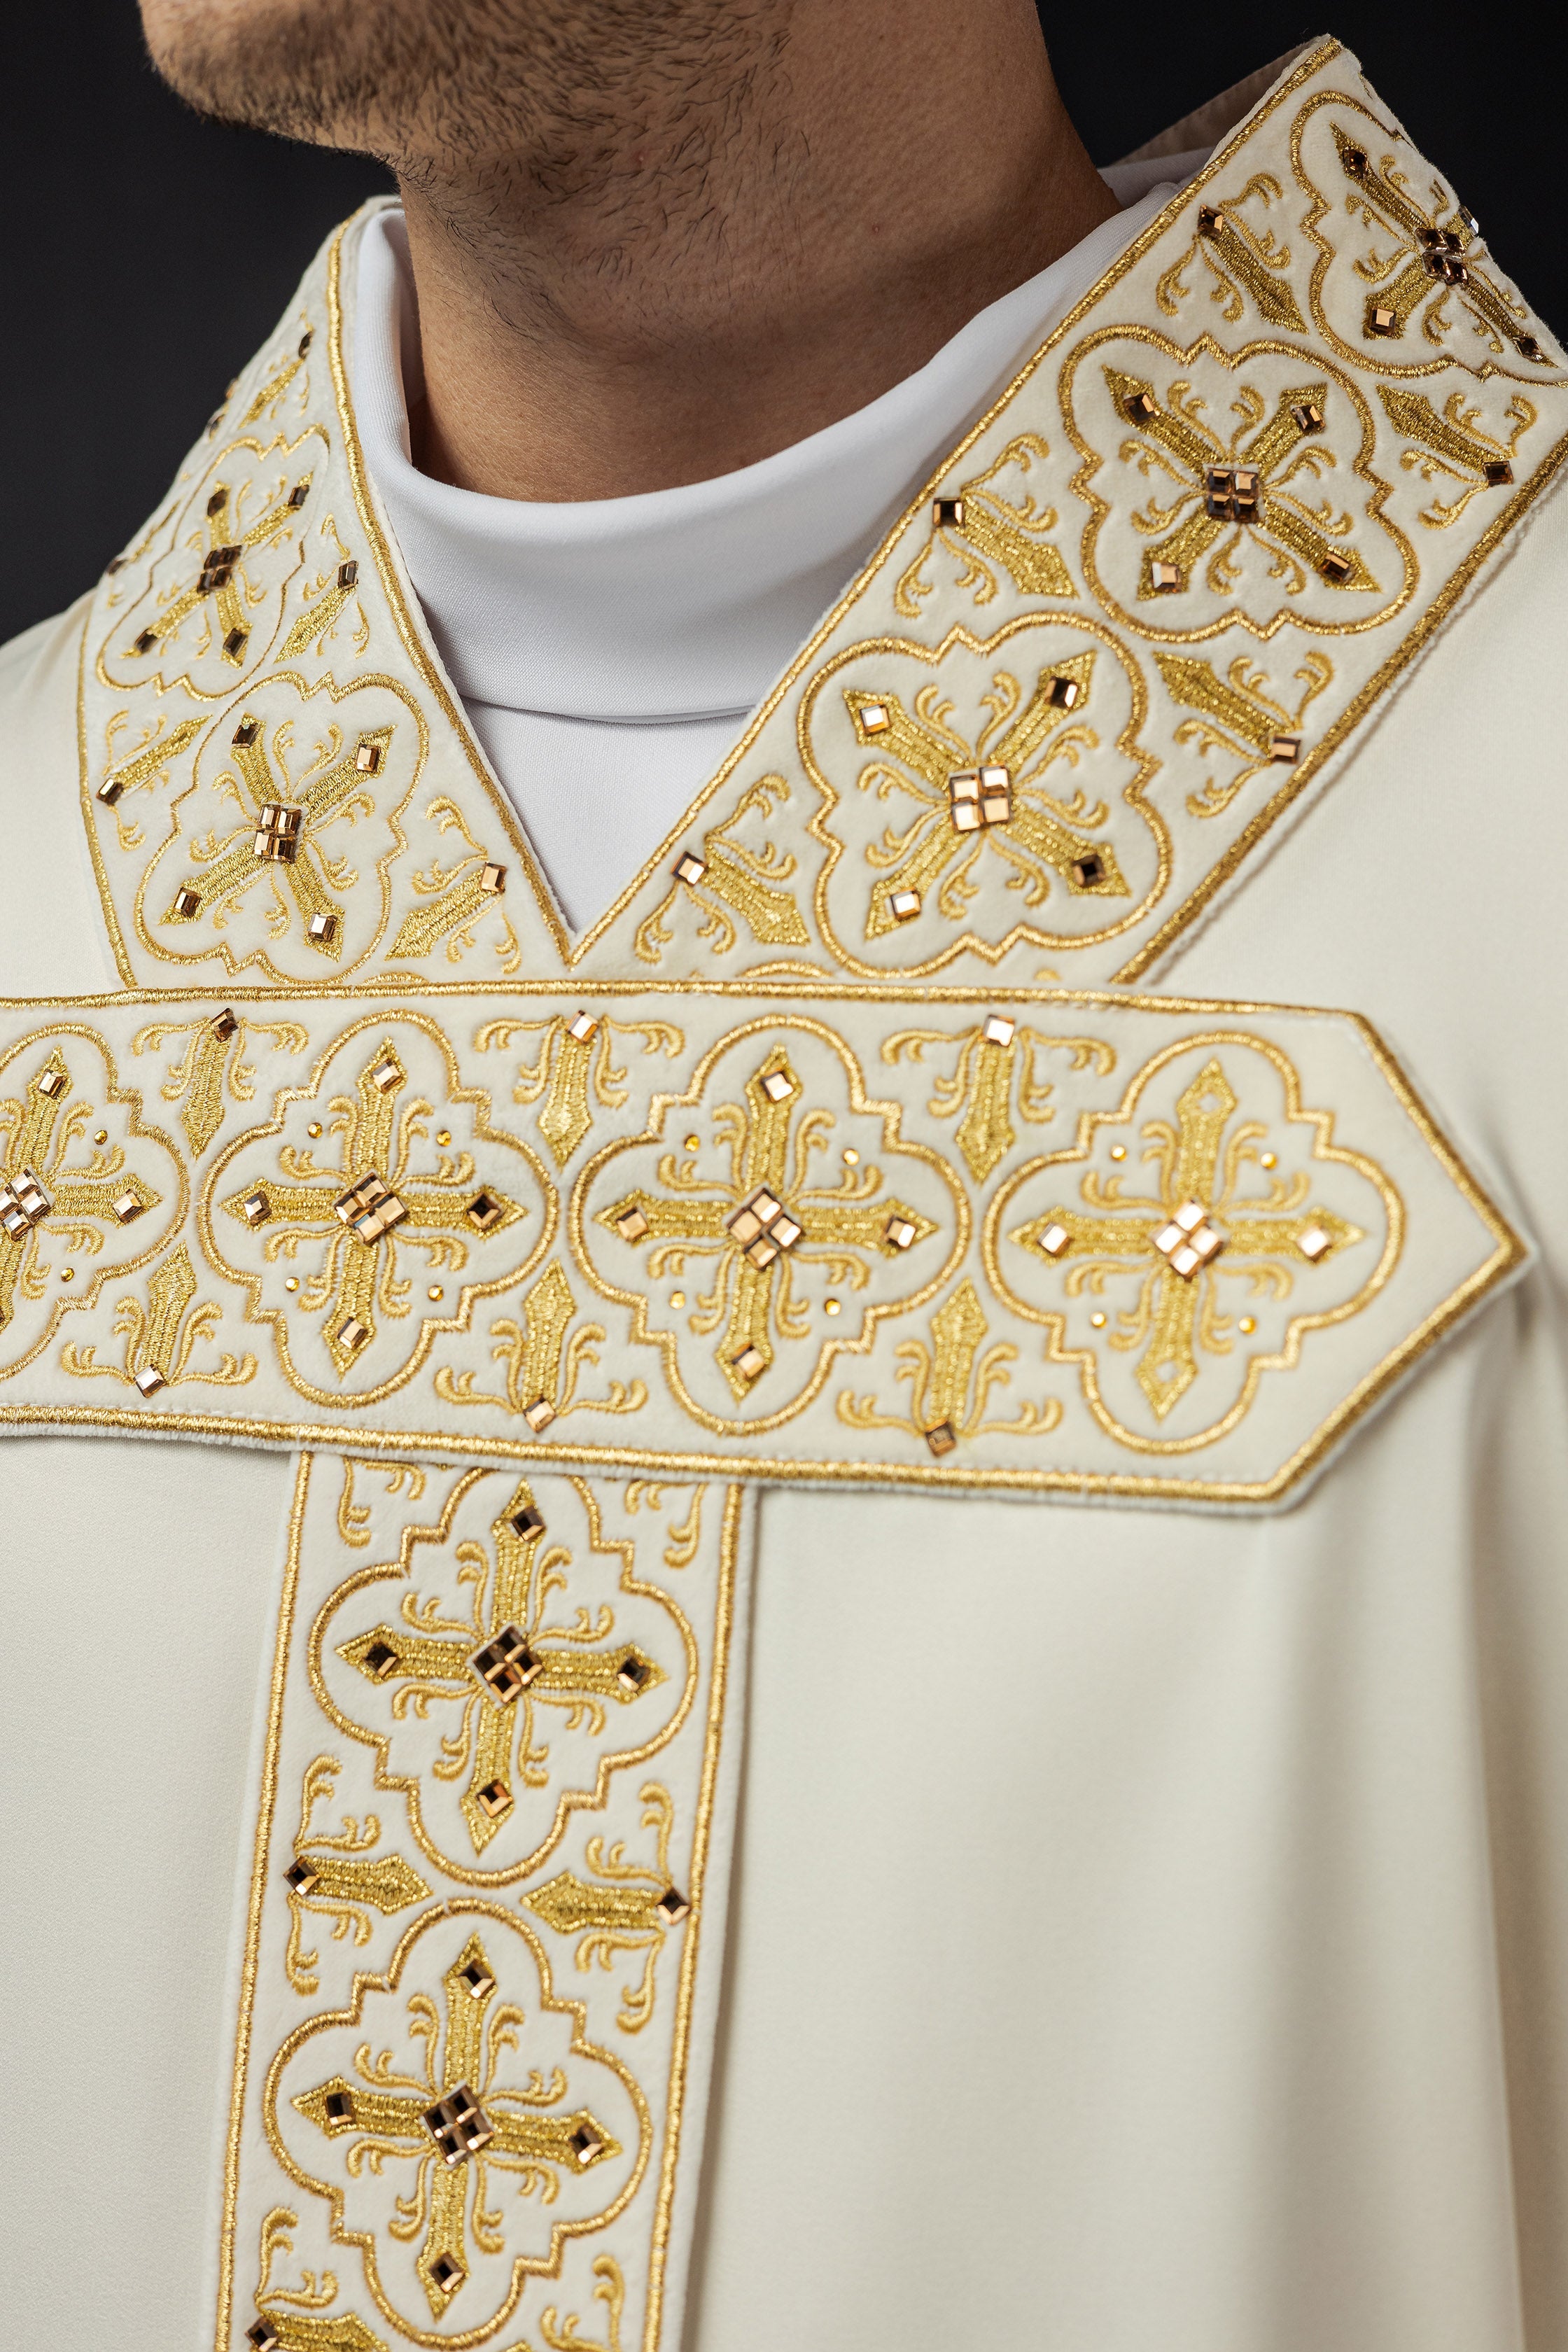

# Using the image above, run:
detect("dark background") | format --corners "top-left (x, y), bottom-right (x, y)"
top-left (1, 1), bottom-right (1554, 647)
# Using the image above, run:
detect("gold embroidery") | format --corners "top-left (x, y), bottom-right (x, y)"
top-left (386, 799), bottom-right (522, 971)
top-left (434, 1257), bottom-right (648, 1426)
top-left (881, 1017), bottom-right (1115, 1182)
top-left (272, 1914), bottom-right (641, 2332)
top-left (895, 435), bottom-right (1075, 615)
top-left (252, 2206), bottom-right (386, 2352)
top-left (337, 1456), bottom-right (430, 1548)
top-left (1156, 174), bottom-right (1306, 328)
top-left (1114, 360), bottom-right (1376, 598)
top-left (311, 1471), bottom-right (694, 1877)
top-left (0, 1032), bottom-right (181, 1375)
top-left (125, 670), bottom-right (430, 986)
top-left (1155, 648), bottom-right (1333, 817)
top-left (95, 714), bottom-right (204, 825)
top-left (803, 617), bottom-right (1168, 974)
top-left (1378, 384), bottom-right (1535, 526)
top-left (476, 1014), bottom-right (684, 1170)
top-left (133, 1009), bottom-right (310, 1156)
top-left (524, 1785), bottom-right (685, 2033)
top-left (584, 1032), bottom-right (961, 1418)
top-left (100, 429), bottom-right (327, 696)
top-left (202, 1016), bottom-right (552, 1404)
top-left (218, 1460), bottom-right (742, 2352)
top-left (0, 983), bottom-right (1522, 1501)
top-left (1293, 90), bottom-right (1562, 377)
top-left (988, 1035), bottom-right (1401, 1447)
top-left (540, 2254), bottom-right (627, 2352)
top-left (838, 1276), bottom-right (1061, 1448)
top-left (58, 1241), bottom-right (257, 1391)
top-left (634, 776), bottom-right (811, 966)
top-left (1061, 328), bottom-right (1420, 644)
top-left (284, 1757), bottom-right (431, 1995)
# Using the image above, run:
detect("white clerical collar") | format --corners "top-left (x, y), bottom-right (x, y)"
top-left (350, 153), bottom-right (1207, 729)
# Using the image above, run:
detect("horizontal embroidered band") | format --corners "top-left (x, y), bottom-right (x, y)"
top-left (0, 982), bottom-right (1522, 1504)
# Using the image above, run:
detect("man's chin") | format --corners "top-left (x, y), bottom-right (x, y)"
top-left (138, 0), bottom-right (395, 147)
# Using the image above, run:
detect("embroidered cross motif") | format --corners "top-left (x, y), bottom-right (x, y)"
top-left (335, 1478), bottom-right (666, 1851)
top-left (0, 1049), bottom-right (158, 1335)
top-left (216, 1037), bottom-right (527, 1376)
top-left (1331, 124), bottom-right (1548, 362)
top-left (122, 468), bottom-right (312, 668)
top-left (840, 654), bottom-right (1129, 939)
top-left (1011, 1056), bottom-right (1360, 1418)
top-left (293, 1932), bottom-right (620, 2320)
top-left (1108, 366), bottom-right (1378, 598)
top-left (163, 714), bottom-right (396, 956)
top-left (598, 1044), bottom-right (938, 1399)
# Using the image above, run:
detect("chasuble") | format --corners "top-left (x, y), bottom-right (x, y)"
top-left (3, 35), bottom-right (1568, 2352)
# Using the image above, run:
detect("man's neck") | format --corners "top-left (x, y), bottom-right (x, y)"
top-left (396, 0), bottom-right (1117, 504)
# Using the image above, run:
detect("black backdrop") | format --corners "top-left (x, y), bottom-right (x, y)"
top-left (1, 1), bottom-right (1555, 647)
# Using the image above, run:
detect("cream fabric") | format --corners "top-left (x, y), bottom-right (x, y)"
top-left (3, 38), bottom-right (1568, 2352)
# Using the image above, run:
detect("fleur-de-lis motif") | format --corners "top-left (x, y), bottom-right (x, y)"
top-left (1156, 648), bottom-right (1334, 818)
top-left (291, 1932), bottom-right (621, 2320)
top-left (475, 1012), bottom-right (683, 1169)
top-left (248, 2205), bottom-right (384, 2352)
top-left (1110, 365), bottom-right (1378, 599)
top-left (837, 1277), bottom-right (1061, 1455)
top-left (1009, 1055), bottom-right (1362, 1419)
top-left (134, 1007), bottom-right (309, 1156)
top-left (524, 1784), bottom-right (688, 2033)
top-left (282, 1757), bottom-right (430, 1996)
top-left (597, 1044), bottom-right (938, 1400)
top-left (634, 775), bottom-right (811, 966)
top-left (1377, 384), bottom-right (1536, 526)
top-left (434, 1258), bottom-right (648, 1427)
top-left (895, 435), bottom-right (1075, 615)
top-left (1156, 175), bottom-right (1307, 330)
top-left (58, 1242), bottom-right (256, 1394)
top-left (882, 1016), bottom-right (1116, 1182)
top-left (841, 652), bottom-right (1128, 940)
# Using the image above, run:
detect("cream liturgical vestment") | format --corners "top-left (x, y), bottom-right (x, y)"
top-left (6, 35), bottom-right (1568, 2352)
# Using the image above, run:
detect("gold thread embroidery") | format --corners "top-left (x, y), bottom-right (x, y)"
top-left (58, 1241), bottom-right (257, 1391)
top-left (524, 1785), bottom-right (685, 2033)
top-left (285, 1757), bottom-right (431, 1995)
top-left (881, 1016), bottom-right (1116, 1182)
top-left (434, 1257), bottom-right (649, 1426)
top-left (308, 1471), bottom-right (697, 1882)
top-left (251, 2204), bottom-right (387, 2352)
top-left (475, 1014), bottom-right (684, 1171)
top-left (1156, 173), bottom-right (1307, 329)
top-left (1155, 648), bottom-right (1334, 817)
top-left (633, 776), bottom-right (810, 967)
top-left (985, 1032), bottom-right (1402, 1448)
top-left (578, 1024), bottom-right (966, 1425)
top-left (837, 1276), bottom-right (1062, 1448)
top-left (267, 1908), bottom-right (647, 2338)
top-left (200, 1013), bottom-right (554, 1406)
top-left (895, 435), bottom-right (1076, 615)
top-left (802, 616), bottom-right (1168, 976)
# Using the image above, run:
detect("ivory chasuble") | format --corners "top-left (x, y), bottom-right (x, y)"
top-left (4, 36), bottom-right (1568, 2352)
